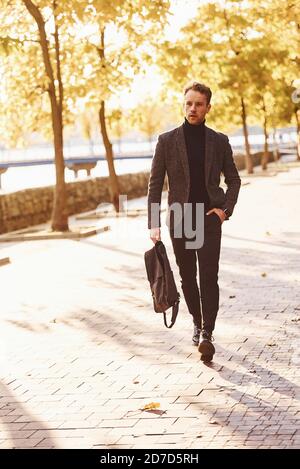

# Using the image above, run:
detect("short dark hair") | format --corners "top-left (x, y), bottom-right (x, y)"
top-left (184, 82), bottom-right (212, 104)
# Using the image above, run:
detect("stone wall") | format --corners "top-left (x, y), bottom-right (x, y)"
top-left (0, 151), bottom-right (276, 234)
top-left (0, 172), bottom-right (150, 234)
top-left (234, 150), bottom-right (277, 171)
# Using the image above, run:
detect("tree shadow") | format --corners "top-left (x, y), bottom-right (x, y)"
top-left (210, 346), bottom-right (300, 400)
top-left (0, 381), bottom-right (55, 449)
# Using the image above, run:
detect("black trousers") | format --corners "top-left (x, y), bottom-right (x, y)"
top-left (169, 212), bottom-right (222, 333)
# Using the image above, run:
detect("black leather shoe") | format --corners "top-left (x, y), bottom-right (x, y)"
top-left (192, 325), bottom-right (201, 346)
top-left (198, 330), bottom-right (215, 362)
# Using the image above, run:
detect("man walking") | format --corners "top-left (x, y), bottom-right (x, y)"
top-left (147, 82), bottom-right (241, 362)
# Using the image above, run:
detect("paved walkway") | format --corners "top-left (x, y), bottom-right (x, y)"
top-left (0, 162), bottom-right (299, 449)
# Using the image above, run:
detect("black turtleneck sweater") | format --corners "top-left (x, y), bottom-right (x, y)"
top-left (183, 118), bottom-right (210, 211)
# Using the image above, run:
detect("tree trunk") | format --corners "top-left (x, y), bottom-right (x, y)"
top-left (51, 0), bottom-right (68, 230)
top-left (261, 97), bottom-right (269, 170)
top-left (295, 109), bottom-right (300, 161)
top-left (51, 108), bottom-right (68, 230)
top-left (241, 97), bottom-right (253, 174)
top-left (272, 128), bottom-right (279, 162)
top-left (23, 0), bottom-right (68, 231)
top-left (97, 27), bottom-right (122, 212)
top-left (99, 101), bottom-right (122, 212)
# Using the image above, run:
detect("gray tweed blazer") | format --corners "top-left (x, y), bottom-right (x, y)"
top-left (147, 123), bottom-right (241, 229)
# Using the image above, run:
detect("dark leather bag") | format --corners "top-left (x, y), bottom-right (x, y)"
top-left (144, 241), bottom-right (180, 328)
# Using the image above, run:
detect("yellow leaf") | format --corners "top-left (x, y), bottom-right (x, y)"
top-left (141, 402), bottom-right (160, 411)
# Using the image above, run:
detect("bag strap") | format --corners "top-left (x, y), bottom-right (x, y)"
top-left (163, 297), bottom-right (180, 329)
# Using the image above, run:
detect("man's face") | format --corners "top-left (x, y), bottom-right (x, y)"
top-left (184, 89), bottom-right (211, 125)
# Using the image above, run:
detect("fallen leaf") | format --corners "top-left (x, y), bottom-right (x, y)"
top-left (261, 272), bottom-right (267, 277)
top-left (141, 402), bottom-right (160, 411)
top-left (133, 381), bottom-right (139, 384)
top-left (229, 295), bottom-right (236, 299)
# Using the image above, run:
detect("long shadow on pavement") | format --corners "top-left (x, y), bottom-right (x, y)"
top-left (0, 381), bottom-right (56, 449)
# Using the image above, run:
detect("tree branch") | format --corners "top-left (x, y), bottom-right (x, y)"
top-left (22, 0), bottom-right (56, 98)
top-left (53, 0), bottom-right (63, 116)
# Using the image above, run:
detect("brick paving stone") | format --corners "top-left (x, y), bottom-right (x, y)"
top-left (7, 438), bottom-right (44, 449)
